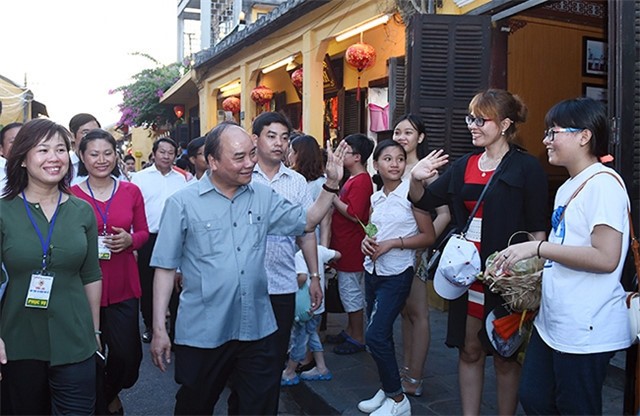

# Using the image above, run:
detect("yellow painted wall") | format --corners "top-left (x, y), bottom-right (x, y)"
top-left (130, 126), bottom-right (156, 167)
top-left (439, 0), bottom-right (491, 15)
top-left (507, 17), bottom-right (604, 179)
top-left (0, 77), bottom-right (29, 126)
top-left (261, 70), bottom-right (299, 105)
top-left (197, 0), bottom-right (401, 137)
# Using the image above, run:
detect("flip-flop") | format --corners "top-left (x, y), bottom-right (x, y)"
top-left (333, 337), bottom-right (365, 355)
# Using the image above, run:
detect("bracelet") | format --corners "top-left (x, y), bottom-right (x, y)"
top-left (94, 330), bottom-right (102, 335)
top-left (399, 236), bottom-right (404, 250)
top-left (322, 183), bottom-right (340, 194)
top-left (309, 272), bottom-right (320, 279)
top-left (536, 240), bottom-right (544, 259)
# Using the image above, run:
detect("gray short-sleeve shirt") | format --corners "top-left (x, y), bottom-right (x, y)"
top-left (151, 174), bottom-right (307, 348)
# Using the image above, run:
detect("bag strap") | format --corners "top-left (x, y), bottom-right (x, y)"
top-left (574, 171), bottom-right (640, 278)
top-left (461, 149), bottom-right (514, 236)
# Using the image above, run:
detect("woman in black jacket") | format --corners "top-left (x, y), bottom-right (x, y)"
top-left (408, 89), bottom-right (548, 415)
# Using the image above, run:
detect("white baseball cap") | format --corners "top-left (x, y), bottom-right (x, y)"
top-left (433, 235), bottom-right (481, 300)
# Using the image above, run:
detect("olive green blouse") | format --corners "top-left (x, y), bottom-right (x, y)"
top-left (0, 195), bottom-right (102, 366)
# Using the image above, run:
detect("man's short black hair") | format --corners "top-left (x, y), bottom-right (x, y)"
top-left (344, 134), bottom-right (374, 166)
top-left (251, 112), bottom-right (291, 136)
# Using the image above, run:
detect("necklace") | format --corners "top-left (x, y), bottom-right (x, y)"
top-left (478, 152), bottom-right (504, 177)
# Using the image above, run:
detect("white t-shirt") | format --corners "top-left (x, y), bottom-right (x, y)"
top-left (364, 180), bottom-right (419, 275)
top-left (295, 246), bottom-right (337, 315)
top-left (535, 163), bottom-right (632, 353)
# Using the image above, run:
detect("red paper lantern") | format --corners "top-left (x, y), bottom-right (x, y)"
top-left (250, 85), bottom-right (274, 111)
top-left (222, 96), bottom-right (241, 114)
top-left (173, 105), bottom-right (185, 119)
top-left (291, 68), bottom-right (303, 90)
top-left (345, 42), bottom-right (377, 100)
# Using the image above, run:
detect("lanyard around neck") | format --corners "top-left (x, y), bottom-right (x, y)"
top-left (86, 178), bottom-right (117, 234)
top-left (22, 191), bottom-right (63, 271)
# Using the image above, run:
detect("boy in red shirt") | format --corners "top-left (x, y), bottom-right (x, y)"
top-left (328, 134), bottom-right (374, 354)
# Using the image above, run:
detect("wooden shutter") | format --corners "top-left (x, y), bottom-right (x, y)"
top-left (406, 14), bottom-right (491, 160)
top-left (388, 56), bottom-right (406, 128)
top-left (341, 88), bottom-right (367, 139)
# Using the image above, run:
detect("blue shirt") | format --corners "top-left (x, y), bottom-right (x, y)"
top-left (150, 174), bottom-right (307, 348)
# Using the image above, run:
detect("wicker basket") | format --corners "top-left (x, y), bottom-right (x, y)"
top-left (481, 232), bottom-right (545, 312)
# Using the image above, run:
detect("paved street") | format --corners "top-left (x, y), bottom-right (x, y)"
top-left (120, 306), bottom-right (627, 415)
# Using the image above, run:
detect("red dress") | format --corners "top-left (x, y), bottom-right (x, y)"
top-left (463, 154), bottom-right (493, 319)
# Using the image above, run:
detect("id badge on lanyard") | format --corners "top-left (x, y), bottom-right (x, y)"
top-left (88, 178), bottom-right (117, 261)
top-left (98, 235), bottom-right (111, 260)
top-left (22, 191), bottom-right (62, 309)
top-left (26, 270), bottom-right (55, 308)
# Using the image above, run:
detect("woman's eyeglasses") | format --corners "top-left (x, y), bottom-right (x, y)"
top-left (543, 128), bottom-right (583, 142)
top-left (465, 115), bottom-right (493, 127)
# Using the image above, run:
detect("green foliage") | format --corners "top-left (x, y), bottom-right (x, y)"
top-left (111, 53), bottom-right (188, 127)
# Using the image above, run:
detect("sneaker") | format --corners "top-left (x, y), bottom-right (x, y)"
top-left (300, 367), bottom-right (332, 381)
top-left (370, 396), bottom-right (411, 416)
top-left (358, 389), bottom-right (386, 413)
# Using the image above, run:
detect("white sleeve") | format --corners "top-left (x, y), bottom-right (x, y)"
top-left (295, 250), bottom-right (309, 274)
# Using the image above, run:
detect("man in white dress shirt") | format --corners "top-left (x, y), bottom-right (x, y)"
top-left (131, 137), bottom-right (190, 342)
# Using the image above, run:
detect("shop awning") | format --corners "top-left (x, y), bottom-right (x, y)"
top-left (159, 72), bottom-right (198, 105)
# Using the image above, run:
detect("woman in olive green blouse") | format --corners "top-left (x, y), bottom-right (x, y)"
top-left (0, 118), bottom-right (102, 415)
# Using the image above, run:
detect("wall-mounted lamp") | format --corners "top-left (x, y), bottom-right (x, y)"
top-left (261, 55), bottom-right (296, 74)
top-left (220, 81), bottom-right (241, 92)
top-left (335, 14), bottom-right (390, 42)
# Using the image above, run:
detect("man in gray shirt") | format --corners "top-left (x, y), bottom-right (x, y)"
top-left (150, 122), bottom-right (345, 415)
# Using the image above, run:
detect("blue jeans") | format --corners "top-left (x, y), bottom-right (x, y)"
top-left (289, 315), bottom-right (323, 362)
top-left (519, 327), bottom-right (614, 415)
top-left (365, 267), bottom-right (414, 397)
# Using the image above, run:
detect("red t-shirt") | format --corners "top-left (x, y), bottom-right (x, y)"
top-left (71, 181), bottom-right (150, 307)
top-left (330, 172), bottom-right (373, 272)
top-left (464, 154), bottom-right (493, 319)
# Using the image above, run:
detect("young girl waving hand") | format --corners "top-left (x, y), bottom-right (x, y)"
top-left (357, 140), bottom-right (435, 416)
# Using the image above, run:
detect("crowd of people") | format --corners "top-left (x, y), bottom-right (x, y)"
top-left (0, 88), bottom-right (633, 415)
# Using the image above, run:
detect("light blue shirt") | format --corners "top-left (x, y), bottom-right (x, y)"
top-left (150, 174), bottom-right (307, 348)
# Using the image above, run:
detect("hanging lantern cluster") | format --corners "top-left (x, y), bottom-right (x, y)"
top-left (222, 96), bottom-right (241, 114)
top-left (291, 68), bottom-right (303, 90)
top-left (250, 85), bottom-right (274, 111)
top-left (345, 42), bottom-right (377, 101)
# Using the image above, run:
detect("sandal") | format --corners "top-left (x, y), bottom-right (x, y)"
top-left (333, 337), bottom-right (365, 355)
top-left (325, 330), bottom-right (348, 344)
top-left (300, 367), bottom-right (333, 381)
top-left (401, 375), bottom-right (424, 397)
top-left (281, 373), bottom-right (300, 386)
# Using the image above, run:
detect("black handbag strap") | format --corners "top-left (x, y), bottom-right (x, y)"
top-left (460, 149), bottom-right (513, 236)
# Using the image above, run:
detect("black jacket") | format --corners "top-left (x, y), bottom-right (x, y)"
top-left (414, 145), bottom-right (549, 349)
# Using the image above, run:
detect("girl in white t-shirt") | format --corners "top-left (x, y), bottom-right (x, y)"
top-left (357, 140), bottom-right (435, 416)
top-left (495, 97), bottom-right (632, 414)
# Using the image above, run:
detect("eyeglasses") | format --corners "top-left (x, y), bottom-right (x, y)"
top-left (544, 127), bottom-right (583, 142)
top-left (465, 115), bottom-right (493, 127)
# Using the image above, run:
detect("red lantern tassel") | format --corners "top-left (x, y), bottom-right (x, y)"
top-left (356, 74), bottom-right (361, 101)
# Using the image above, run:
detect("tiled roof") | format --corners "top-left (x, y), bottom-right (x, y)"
top-left (194, 0), bottom-right (329, 68)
